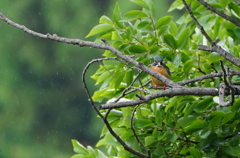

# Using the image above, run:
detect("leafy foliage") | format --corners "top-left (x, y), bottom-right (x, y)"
top-left (72, 0), bottom-right (240, 157)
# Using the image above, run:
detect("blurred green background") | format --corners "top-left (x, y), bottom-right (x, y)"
top-left (0, 0), bottom-right (175, 157)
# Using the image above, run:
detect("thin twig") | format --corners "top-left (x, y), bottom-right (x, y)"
top-left (114, 70), bottom-right (143, 103)
top-left (125, 80), bottom-right (152, 95)
top-left (130, 105), bottom-right (151, 157)
top-left (219, 60), bottom-right (235, 106)
top-left (181, 0), bottom-right (214, 45)
top-left (82, 57), bottom-right (149, 158)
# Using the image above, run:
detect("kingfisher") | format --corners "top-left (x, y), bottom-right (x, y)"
top-left (150, 56), bottom-right (171, 89)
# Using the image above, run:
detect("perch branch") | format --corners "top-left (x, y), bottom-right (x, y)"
top-left (100, 86), bottom-right (240, 109)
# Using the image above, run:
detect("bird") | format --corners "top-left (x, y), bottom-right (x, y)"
top-left (150, 56), bottom-right (171, 89)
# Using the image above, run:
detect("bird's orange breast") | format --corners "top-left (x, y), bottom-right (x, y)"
top-left (151, 66), bottom-right (170, 87)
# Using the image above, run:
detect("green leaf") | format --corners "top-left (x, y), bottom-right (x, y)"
top-left (198, 129), bottom-right (212, 139)
top-left (87, 146), bottom-right (97, 157)
top-left (168, 21), bottom-right (178, 35)
top-left (194, 97), bottom-right (213, 113)
top-left (86, 24), bottom-right (113, 38)
top-left (71, 139), bottom-right (88, 155)
top-left (136, 107), bottom-right (144, 119)
top-left (123, 116), bottom-right (131, 128)
top-left (115, 72), bottom-right (125, 89)
top-left (96, 71), bottom-right (110, 85)
top-left (92, 89), bottom-right (107, 102)
top-left (224, 145), bottom-right (240, 157)
top-left (207, 52), bottom-right (222, 63)
top-left (110, 109), bottom-right (123, 117)
top-left (234, 27), bottom-right (240, 38)
top-left (183, 59), bottom-right (194, 76)
top-left (170, 133), bottom-right (178, 142)
top-left (135, 119), bottom-right (154, 128)
top-left (111, 31), bottom-right (122, 40)
top-left (99, 15), bottom-right (113, 24)
top-left (231, 99), bottom-right (240, 111)
top-left (113, 2), bottom-right (124, 28)
top-left (156, 16), bottom-right (172, 29)
top-left (190, 147), bottom-right (202, 158)
top-left (219, 0), bottom-right (230, 6)
top-left (229, 2), bottom-right (239, 16)
top-left (172, 53), bottom-right (182, 68)
top-left (177, 28), bottom-right (189, 49)
top-left (168, 0), bottom-right (184, 12)
top-left (184, 119), bottom-right (208, 133)
top-left (145, 136), bottom-right (156, 146)
top-left (125, 71), bottom-right (133, 86)
top-left (150, 45), bottom-right (160, 54)
top-left (154, 146), bottom-right (166, 157)
top-left (222, 112), bottom-right (235, 123)
top-left (144, 0), bottom-right (156, 18)
top-left (122, 107), bottom-right (132, 117)
top-left (137, 21), bottom-right (150, 29)
top-left (122, 10), bottom-right (148, 22)
top-left (158, 25), bottom-right (169, 37)
top-left (163, 34), bottom-right (177, 49)
top-left (209, 115), bottom-right (223, 128)
top-left (125, 26), bottom-right (133, 41)
top-left (165, 97), bottom-right (179, 112)
top-left (129, 45), bottom-right (148, 53)
top-left (130, 0), bottom-right (150, 10)
top-left (178, 115), bottom-right (197, 128)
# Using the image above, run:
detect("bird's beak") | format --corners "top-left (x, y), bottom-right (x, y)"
top-left (156, 61), bottom-right (161, 67)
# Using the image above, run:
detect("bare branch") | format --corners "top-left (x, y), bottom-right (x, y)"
top-left (178, 70), bottom-right (240, 86)
top-left (197, 0), bottom-right (240, 27)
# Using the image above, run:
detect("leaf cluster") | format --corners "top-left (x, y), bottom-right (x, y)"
top-left (72, 0), bottom-right (240, 157)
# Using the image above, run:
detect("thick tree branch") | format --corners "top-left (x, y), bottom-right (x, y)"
top-left (197, 0), bottom-right (240, 27)
top-left (100, 86), bottom-right (240, 109)
top-left (198, 45), bottom-right (240, 67)
top-left (0, 11), bottom-right (179, 89)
